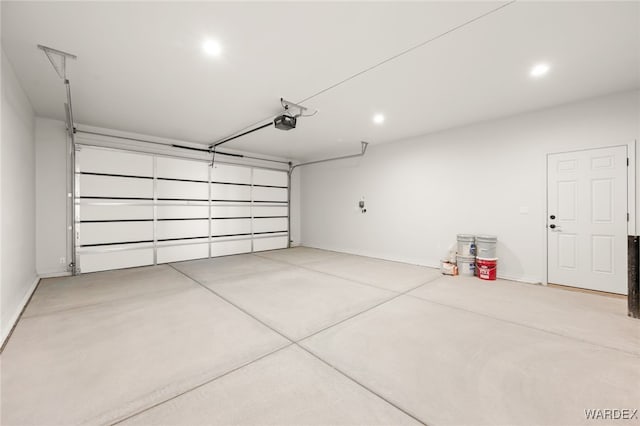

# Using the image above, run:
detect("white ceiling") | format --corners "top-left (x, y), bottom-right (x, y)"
top-left (2, 1), bottom-right (639, 161)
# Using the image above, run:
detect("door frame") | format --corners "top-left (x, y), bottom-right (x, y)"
top-left (543, 140), bottom-right (637, 286)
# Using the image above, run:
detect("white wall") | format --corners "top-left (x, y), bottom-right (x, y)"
top-left (35, 118), bottom-right (68, 276)
top-left (1, 49), bottom-right (38, 344)
top-left (300, 90), bottom-right (640, 283)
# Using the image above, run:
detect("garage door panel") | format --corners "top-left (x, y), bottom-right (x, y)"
top-left (212, 184), bottom-right (251, 201)
top-left (80, 205), bottom-right (153, 221)
top-left (157, 180), bottom-right (208, 200)
top-left (211, 238), bottom-right (252, 256)
top-left (212, 205), bottom-right (251, 218)
top-left (157, 157), bottom-right (208, 181)
top-left (211, 164), bottom-right (251, 184)
top-left (253, 206), bottom-right (288, 217)
top-left (80, 222), bottom-right (153, 246)
top-left (80, 175), bottom-right (153, 199)
top-left (79, 148), bottom-right (153, 176)
top-left (253, 235), bottom-right (288, 252)
top-left (253, 186), bottom-right (287, 202)
top-left (253, 169), bottom-right (287, 187)
top-left (253, 217), bottom-right (288, 233)
top-left (157, 205), bottom-right (209, 220)
top-left (157, 219), bottom-right (209, 240)
top-left (79, 248), bottom-right (154, 273)
top-left (157, 243), bottom-right (209, 263)
top-left (212, 218), bottom-right (251, 236)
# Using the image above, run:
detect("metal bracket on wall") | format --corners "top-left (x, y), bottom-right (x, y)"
top-left (39, 44), bottom-right (80, 274)
top-left (38, 45), bottom-right (77, 136)
top-left (38, 45), bottom-right (76, 79)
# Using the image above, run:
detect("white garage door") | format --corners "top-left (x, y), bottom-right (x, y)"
top-left (76, 146), bottom-right (288, 273)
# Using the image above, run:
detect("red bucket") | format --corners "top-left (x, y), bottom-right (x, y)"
top-left (476, 258), bottom-right (497, 280)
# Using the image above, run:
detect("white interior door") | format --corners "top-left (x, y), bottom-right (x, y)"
top-left (547, 146), bottom-right (628, 294)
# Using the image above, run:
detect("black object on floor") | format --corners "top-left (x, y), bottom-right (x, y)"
top-left (628, 235), bottom-right (639, 319)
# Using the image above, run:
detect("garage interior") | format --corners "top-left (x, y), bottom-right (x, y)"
top-left (1, 1), bottom-right (639, 425)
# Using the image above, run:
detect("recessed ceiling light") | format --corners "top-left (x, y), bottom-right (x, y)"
top-left (202, 39), bottom-right (222, 57)
top-left (372, 113), bottom-right (385, 124)
top-left (530, 63), bottom-right (550, 78)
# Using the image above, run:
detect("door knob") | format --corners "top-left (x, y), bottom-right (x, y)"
top-left (550, 215), bottom-right (556, 220)
top-left (550, 224), bottom-right (556, 229)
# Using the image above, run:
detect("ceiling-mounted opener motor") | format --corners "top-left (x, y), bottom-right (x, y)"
top-left (274, 98), bottom-right (317, 130)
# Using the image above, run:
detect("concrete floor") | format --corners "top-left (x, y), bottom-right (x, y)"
top-left (1, 247), bottom-right (638, 425)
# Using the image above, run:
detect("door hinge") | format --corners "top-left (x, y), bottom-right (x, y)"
top-left (628, 213), bottom-right (630, 222)
top-left (627, 158), bottom-right (629, 166)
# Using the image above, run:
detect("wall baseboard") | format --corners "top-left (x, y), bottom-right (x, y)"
top-left (496, 274), bottom-right (541, 285)
top-left (38, 271), bottom-right (72, 278)
top-left (1, 275), bottom-right (40, 350)
top-left (300, 243), bottom-right (542, 285)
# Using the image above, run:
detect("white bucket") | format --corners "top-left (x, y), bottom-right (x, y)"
top-left (456, 234), bottom-right (476, 256)
top-left (456, 255), bottom-right (476, 276)
top-left (476, 235), bottom-right (497, 259)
